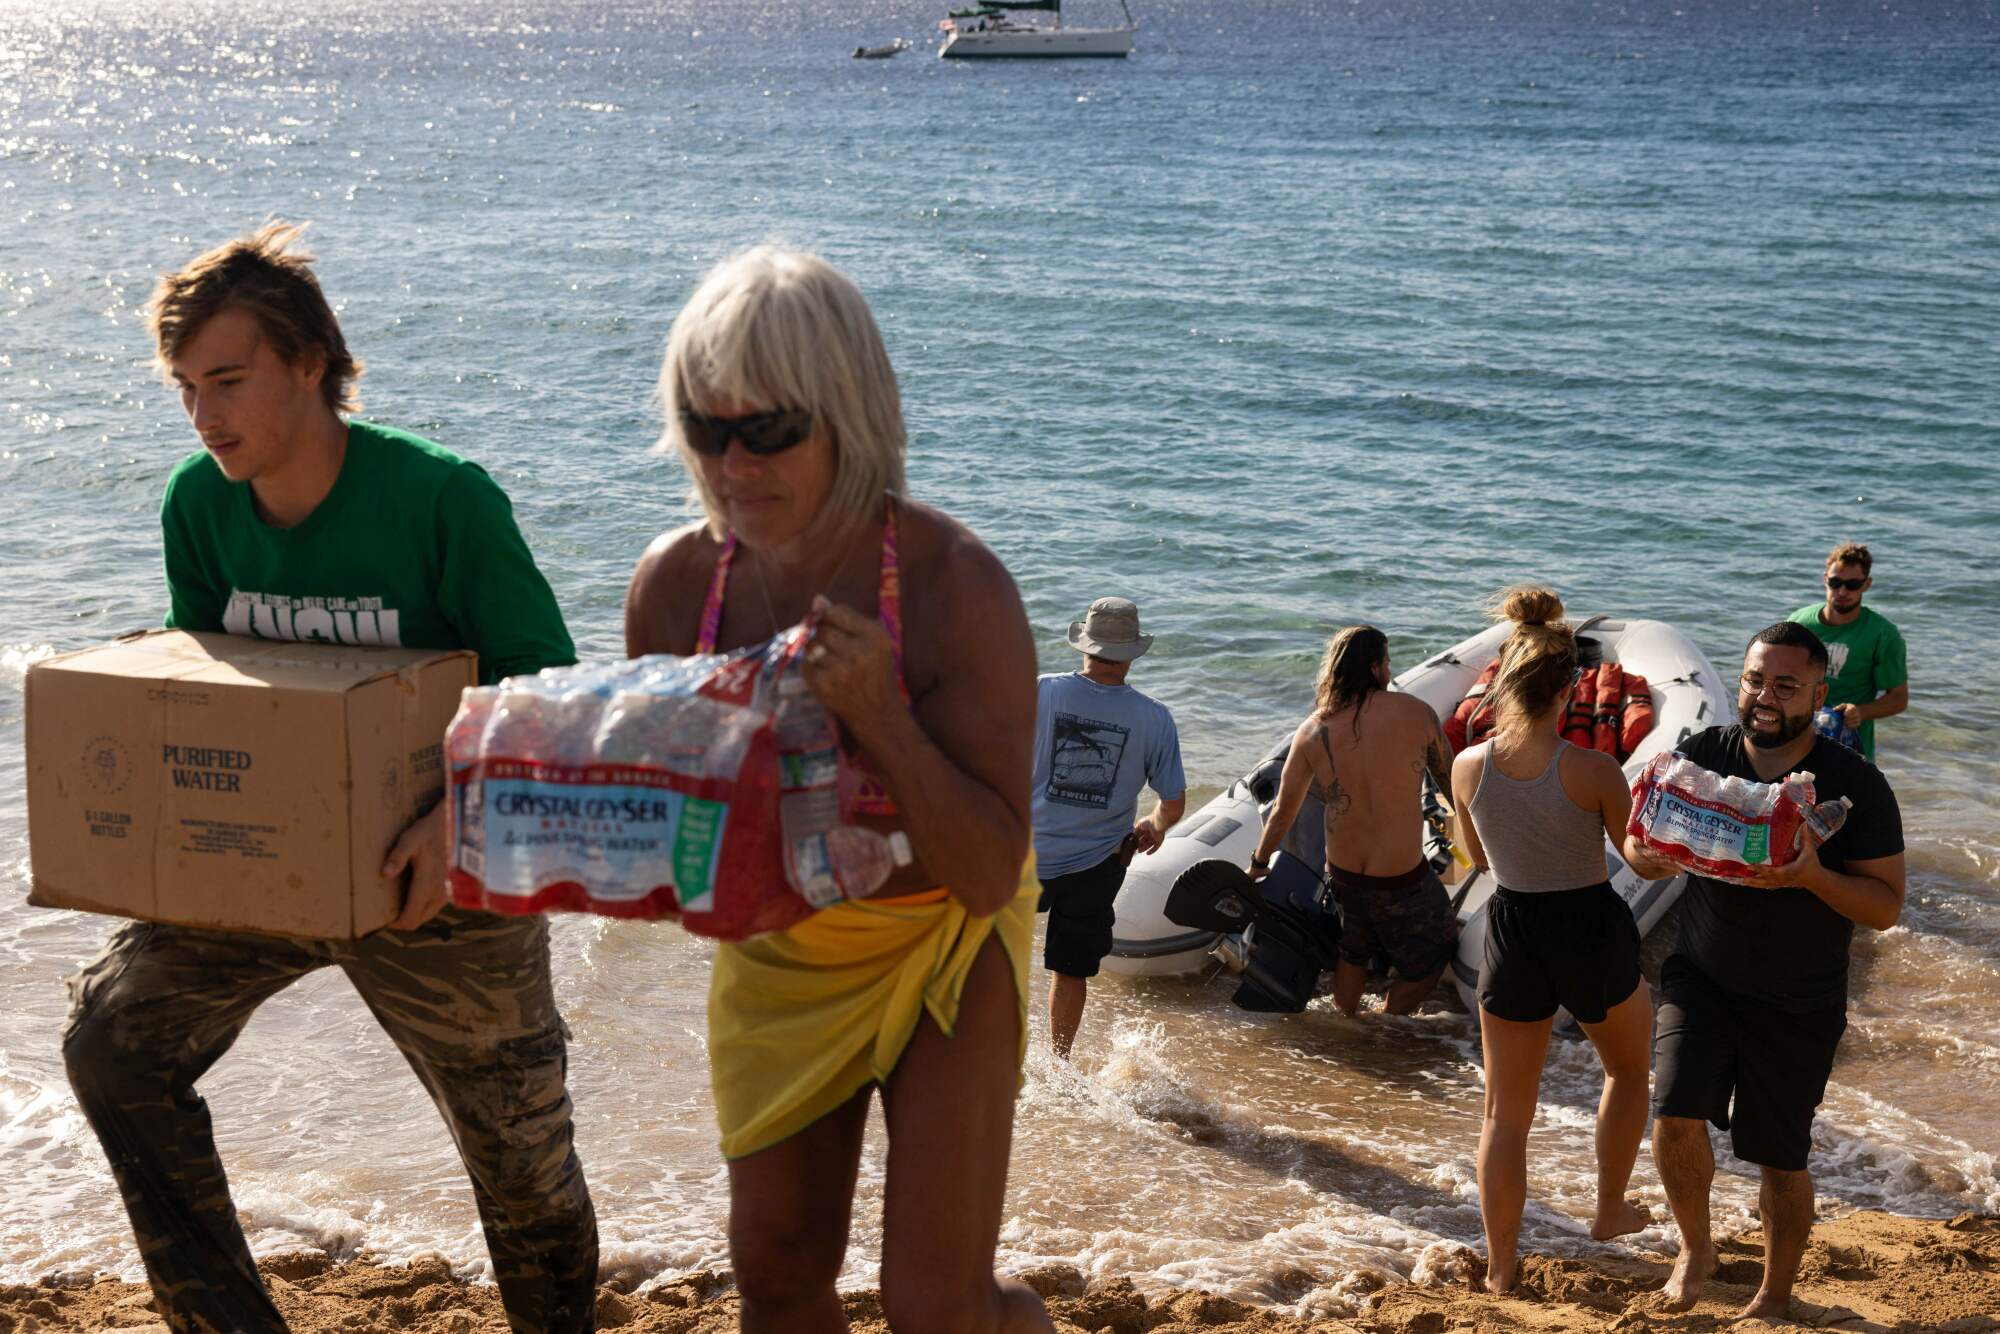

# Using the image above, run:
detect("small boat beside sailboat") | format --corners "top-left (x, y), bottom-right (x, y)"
top-left (852, 39), bottom-right (911, 59)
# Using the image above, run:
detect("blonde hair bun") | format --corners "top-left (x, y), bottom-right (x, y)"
top-left (1482, 585), bottom-right (1577, 734)
top-left (1492, 585), bottom-right (1566, 628)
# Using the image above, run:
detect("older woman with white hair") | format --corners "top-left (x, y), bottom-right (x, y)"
top-left (625, 246), bottom-right (1051, 1334)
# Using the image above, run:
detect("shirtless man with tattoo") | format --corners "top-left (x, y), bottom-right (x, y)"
top-left (1248, 625), bottom-right (1459, 1016)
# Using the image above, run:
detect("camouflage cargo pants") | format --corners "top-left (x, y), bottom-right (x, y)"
top-left (62, 905), bottom-right (597, 1334)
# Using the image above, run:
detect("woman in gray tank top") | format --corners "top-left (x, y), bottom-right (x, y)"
top-left (1447, 588), bottom-right (1653, 1297)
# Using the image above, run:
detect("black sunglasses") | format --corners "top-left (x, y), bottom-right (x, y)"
top-left (1825, 575), bottom-right (1867, 591)
top-left (677, 408), bottom-right (814, 458)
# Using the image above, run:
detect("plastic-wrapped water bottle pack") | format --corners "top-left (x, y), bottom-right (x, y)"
top-left (1627, 752), bottom-right (1851, 883)
top-left (446, 620), bottom-right (910, 939)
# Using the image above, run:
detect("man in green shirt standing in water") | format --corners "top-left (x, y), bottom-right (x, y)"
top-left (1787, 542), bottom-right (1909, 761)
top-left (60, 222), bottom-right (598, 1334)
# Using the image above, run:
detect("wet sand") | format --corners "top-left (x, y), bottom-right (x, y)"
top-left (4, 1210), bottom-right (1991, 1333)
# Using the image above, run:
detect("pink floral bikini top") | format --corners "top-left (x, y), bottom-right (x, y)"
top-left (695, 499), bottom-right (908, 818)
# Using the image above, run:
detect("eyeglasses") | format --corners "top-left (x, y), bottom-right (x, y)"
top-left (1826, 575), bottom-right (1867, 591)
top-left (1739, 672), bottom-right (1808, 701)
top-left (677, 408), bottom-right (814, 458)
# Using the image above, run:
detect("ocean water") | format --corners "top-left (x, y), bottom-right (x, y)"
top-left (2, 0), bottom-right (1997, 1310)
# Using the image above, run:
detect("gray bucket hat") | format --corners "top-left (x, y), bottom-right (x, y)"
top-left (1067, 597), bottom-right (1154, 662)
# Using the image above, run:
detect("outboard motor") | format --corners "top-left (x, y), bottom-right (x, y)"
top-left (1165, 856), bottom-right (1342, 1014)
top-left (1163, 738), bottom-right (1348, 1012)
top-left (1234, 862), bottom-right (1341, 1012)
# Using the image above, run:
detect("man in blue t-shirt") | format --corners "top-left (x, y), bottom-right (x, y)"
top-left (1031, 597), bottom-right (1186, 1057)
top-left (1628, 621), bottom-right (1904, 1323)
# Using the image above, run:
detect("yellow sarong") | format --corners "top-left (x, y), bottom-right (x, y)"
top-left (707, 861), bottom-right (1039, 1160)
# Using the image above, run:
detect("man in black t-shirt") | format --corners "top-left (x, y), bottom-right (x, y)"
top-left (1629, 621), bottom-right (1905, 1321)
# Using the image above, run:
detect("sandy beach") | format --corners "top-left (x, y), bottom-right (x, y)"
top-left (5, 1210), bottom-right (1991, 1333)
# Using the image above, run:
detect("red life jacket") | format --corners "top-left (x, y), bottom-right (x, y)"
top-left (1587, 664), bottom-right (1658, 760)
top-left (1445, 660), bottom-right (1502, 754)
top-left (1450, 659), bottom-right (1658, 760)
top-left (1561, 666), bottom-right (1598, 749)
top-left (1592, 663), bottom-right (1625, 757)
top-left (1620, 672), bottom-right (1655, 758)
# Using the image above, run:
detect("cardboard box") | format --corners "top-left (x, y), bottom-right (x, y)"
top-left (26, 629), bottom-right (476, 938)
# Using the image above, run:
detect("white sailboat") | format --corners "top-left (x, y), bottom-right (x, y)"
top-left (938, 0), bottom-right (1135, 59)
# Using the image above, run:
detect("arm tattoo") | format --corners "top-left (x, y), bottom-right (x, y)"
top-left (1418, 735), bottom-right (1450, 795)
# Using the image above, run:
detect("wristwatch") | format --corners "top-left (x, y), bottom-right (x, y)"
top-left (1249, 853), bottom-right (1270, 872)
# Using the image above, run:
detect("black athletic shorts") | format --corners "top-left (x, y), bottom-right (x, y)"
top-left (1478, 882), bottom-right (1640, 1025)
top-left (1652, 954), bottom-right (1847, 1173)
top-left (1323, 863), bottom-right (1458, 982)
top-left (1037, 852), bottom-right (1127, 979)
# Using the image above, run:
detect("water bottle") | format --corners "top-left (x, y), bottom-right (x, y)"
top-left (1803, 795), bottom-right (1853, 844)
top-left (536, 662), bottom-right (631, 764)
top-left (1813, 706), bottom-right (1859, 750)
top-left (548, 689), bottom-right (604, 765)
top-left (446, 687), bottom-right (498, 772)
top-left (445, 687), bottom-right (499, 881)
top-left (774, 678), bottom-right (911, 906)
top-left (481, 686), bottom-right (557, 759)
top-left (593, 690), bottom-right (666, 767)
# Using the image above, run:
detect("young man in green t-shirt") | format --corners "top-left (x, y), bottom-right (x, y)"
top-left (1786, 542), bottom-right (1909, 761)
top-left (60, 223), bottom-right (598, 1334)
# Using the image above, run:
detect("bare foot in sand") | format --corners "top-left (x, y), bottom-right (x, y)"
top-left (1592, 1198), bottom-right (1651, 1241)
top-left (1733, 1290), bottom-right (1792, 1323)
top-left (1657, 1243), bottom-right (1717, 1312)
top-left (1479, 1260), bottom-right (1518, 1296)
